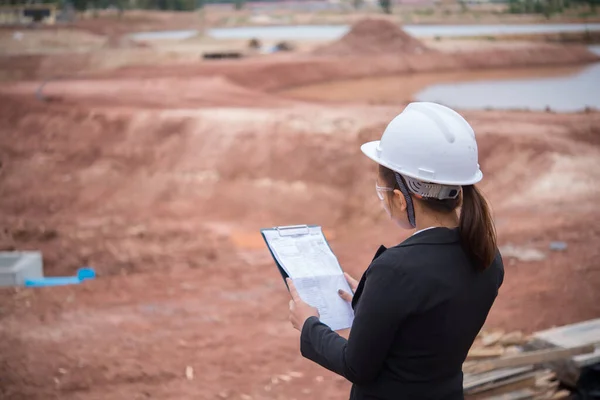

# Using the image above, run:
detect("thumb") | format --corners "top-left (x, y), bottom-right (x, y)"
top-left (344, 272), bottom-right (359, 291)
top-left (338, 289), bottom-right (353, 302)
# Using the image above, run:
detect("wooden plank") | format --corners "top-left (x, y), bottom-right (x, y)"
top-left (499, 332), bottom-right (527, 346)
top-left (535, 370), bottom-right (557, 387)
top-left (467, 347), bottom-right (506, 360)
top-left (550, 390), bottom-right (571, 399)
top-left (463, 344), bottom-right (596, 375)
top-left (525, 339), bottom-right (581, 388)
top-left (465, 372), bottom-right (537, 398)
top-left (471, 389), bottom-right (535, 400)
top-left (482, 331), bottom-right (505, 347)
top-left (464, 367), bottom-right (533, 390)
top-left (533, 319), bottom-right (600, 367)
top-left (467, 372), bottom-right (536, 395)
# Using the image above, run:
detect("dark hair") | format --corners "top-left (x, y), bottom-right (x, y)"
top-left (458, 185), bottom-right (497, 270)
top-left (378, 165), bottom-right (497, 271)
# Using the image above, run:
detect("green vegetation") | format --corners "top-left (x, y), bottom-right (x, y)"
top-left (379, 0), bottom-right (391, 14)
top-left (507, 0), bottom-right (598, 17)
top-left (233, 0), bottom-right (243, 10)
top-left (5, 0), bottom-right (598, 15)
top-left (352, 0), bottom-right (364, 10)
top-left (414, 8), bottom-right (435, 15)
top-left (2, 0), bottom-right (303, 12)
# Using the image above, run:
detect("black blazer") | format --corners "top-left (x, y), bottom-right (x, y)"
top-left (300, 227), bottom-right (504, 400)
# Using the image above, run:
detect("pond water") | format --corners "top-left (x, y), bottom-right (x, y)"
top-left (280, 49), bottom-right (600, 112)
top-left (130, 23), bottom-right (600, 41)
top-left (588, 45), bottom-right (600, 55)
top-left (414, 53), bottom-right (600, 112)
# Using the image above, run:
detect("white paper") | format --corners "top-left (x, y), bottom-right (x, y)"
top-left (264, 229), bottom-right (341, 278)
top-left (293, 274), bottom-right (355, 331)
top-left (263, 226), bottom-right (355, 330)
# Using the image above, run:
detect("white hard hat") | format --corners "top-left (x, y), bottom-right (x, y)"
top-left (361, 102), bottom-right (483, 186)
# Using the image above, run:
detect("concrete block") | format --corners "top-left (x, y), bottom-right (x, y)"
top-left (0, 251), bottom-right (44, 287)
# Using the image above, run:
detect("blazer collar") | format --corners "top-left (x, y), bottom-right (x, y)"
top-left (395, 227), bottom-right (460, 248)
top-left (352, 228), bottom-right (460, 310)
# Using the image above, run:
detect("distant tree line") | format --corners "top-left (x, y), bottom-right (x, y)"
top-left (3, 0), bottom-right (399, 13)
top-left (64, 0), bottom-right (284, 11)
top-left (0, 0), bottom-right (247, 11)
top-left (66, 0), bottom-right (199, 11)
top-left (508, 0), bottom-right (598, 16)
top-left (2, 0), bottom-right (60, 3)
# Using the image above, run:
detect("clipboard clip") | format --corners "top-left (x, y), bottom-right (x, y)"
top-left (276, 224), bottom-right (310, 237)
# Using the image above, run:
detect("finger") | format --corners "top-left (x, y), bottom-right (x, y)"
top-left (289, 299), bottom-right (294, 310)
top-left (344, 272), bottom-right (359, 290)
top-left (286, 278), bottom-right (301, 302)
top-left (338, 289), bottom-right (353, 302)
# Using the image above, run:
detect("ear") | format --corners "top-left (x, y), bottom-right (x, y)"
top-left (392, 189), bottom-right (407, 212)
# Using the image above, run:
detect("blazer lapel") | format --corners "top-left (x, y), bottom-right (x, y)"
top-left (352, 245), bottom-right (387, 309)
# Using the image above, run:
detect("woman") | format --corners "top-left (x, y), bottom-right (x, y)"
top-left (287, 102), bottom-right (504, 400)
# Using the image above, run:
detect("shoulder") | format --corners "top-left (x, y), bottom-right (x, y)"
top-left (361, 246), bottom-right (426, 309)
top-left (366, 245), bottom-right (423, 286)
top-left (371, 228), bottom-right (461, 273)
top-left (367, 244), bottom-right (425, 278)
top-left (491, 250), bottom-right (504, 270)
top-left (490, 250), bottom-right (505, 286)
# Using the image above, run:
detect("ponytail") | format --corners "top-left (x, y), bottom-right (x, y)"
top-left (459, 185), bottom-right (497, 271)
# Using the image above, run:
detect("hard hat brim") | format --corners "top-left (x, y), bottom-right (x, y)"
top-left (360, 140), bottom-right (483, 186)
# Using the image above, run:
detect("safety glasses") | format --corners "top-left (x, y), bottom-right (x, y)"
top-left (375, 182), bottom-right (394, 200)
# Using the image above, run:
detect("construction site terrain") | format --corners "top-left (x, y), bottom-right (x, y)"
top-left (0, 14), bottom-right (599, 400)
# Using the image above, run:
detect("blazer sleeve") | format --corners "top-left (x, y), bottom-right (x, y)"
top-left (300, 259), bottom-right (421, 385)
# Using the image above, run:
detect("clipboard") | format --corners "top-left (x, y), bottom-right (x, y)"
top-left (260, 224), bottom-right (321, 290)
top-left (260, 224), bottom-right (355, 330)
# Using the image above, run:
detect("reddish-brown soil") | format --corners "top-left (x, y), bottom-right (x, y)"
top-left (313, 19), bottom-right (430, 56)
top-left (0, 27), bottom-right (599, 399)
top-left (1, 76), bottom-right (298, 109)
top-left (67, 10), bottom-right (205, 36)
top-left (92, 45), bottom-right (600, 93)
top-left (1, 36), bottom-right (598, 85)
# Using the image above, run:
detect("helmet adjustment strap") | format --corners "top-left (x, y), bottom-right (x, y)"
top-left (394, 172), bottom-right (417, 228)
top-left (393, 172), bottom-right (462, 229)
top-left (404, 175), bottom-right (461, 200)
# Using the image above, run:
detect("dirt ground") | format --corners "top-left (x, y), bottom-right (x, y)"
top-left (0, 17), bottom-right (599, 400)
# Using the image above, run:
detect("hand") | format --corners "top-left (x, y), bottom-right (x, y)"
top-left (336, 328), bottom-right (351, 339)
top-left (338, 272), bottom-right (359, 302)
top-left (287, 278), bottom-right (319, 331)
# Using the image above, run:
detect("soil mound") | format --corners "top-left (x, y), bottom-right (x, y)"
top-left (313, 18), bottom-right (429, 57)
top-left (103, 34), bottom-right (149, 49)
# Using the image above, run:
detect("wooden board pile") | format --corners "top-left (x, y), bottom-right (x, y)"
top-left (463, 319), bottom-right (600, 400)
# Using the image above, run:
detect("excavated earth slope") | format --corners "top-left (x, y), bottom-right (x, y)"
top-left (0, 25), bottom-right (599, 400)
